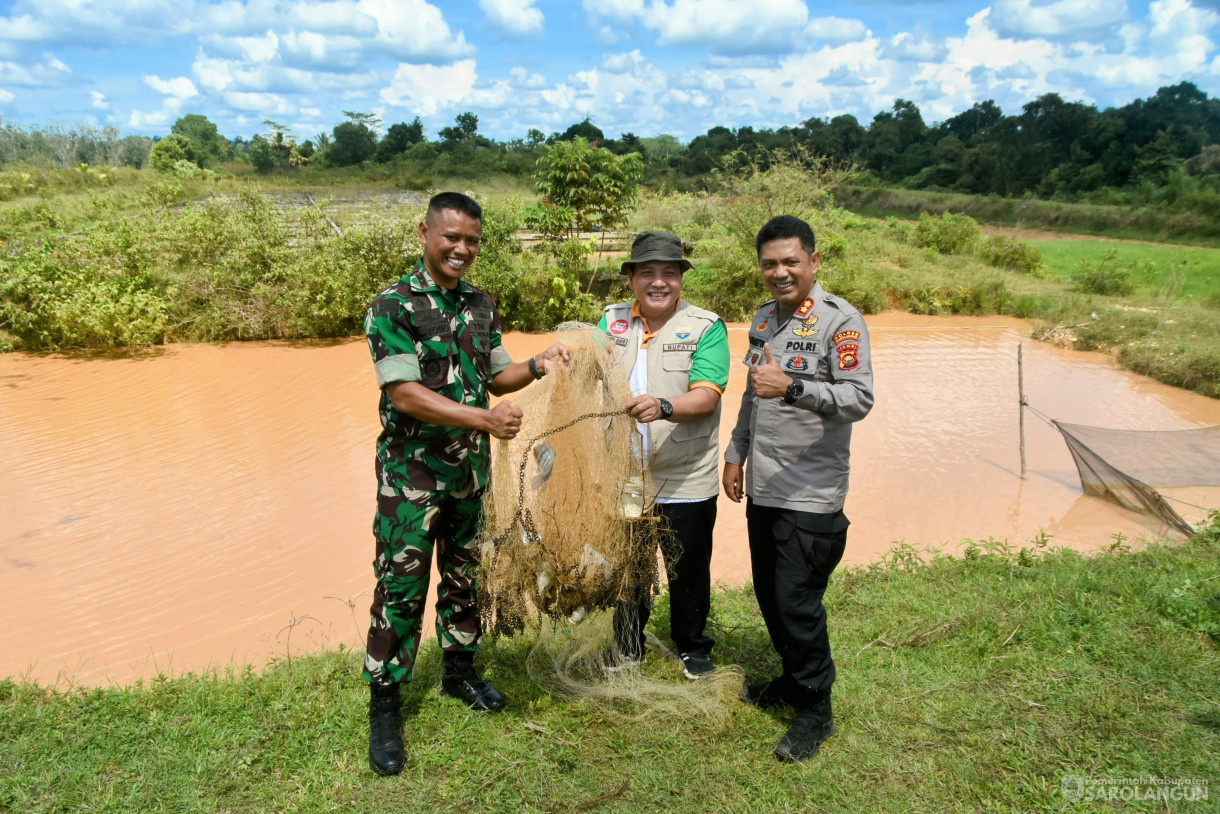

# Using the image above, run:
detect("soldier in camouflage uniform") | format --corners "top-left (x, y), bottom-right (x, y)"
top-left (363, 192), bottom-right (569, 776)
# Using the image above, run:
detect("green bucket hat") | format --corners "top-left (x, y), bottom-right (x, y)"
top-left (619, 231), bottom-right (693, 275)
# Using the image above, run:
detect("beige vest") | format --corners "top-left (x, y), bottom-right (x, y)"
top-left (603, 300), bottom-right (722, 501)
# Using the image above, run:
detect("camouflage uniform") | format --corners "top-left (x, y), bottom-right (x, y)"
top-left (362, 261), bottom-right (513, 685)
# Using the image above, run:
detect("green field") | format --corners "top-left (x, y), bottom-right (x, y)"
top-left (3, 521), bottom-right (1218, 812)
top-left (1032, 239), bottom-right (1220, 304)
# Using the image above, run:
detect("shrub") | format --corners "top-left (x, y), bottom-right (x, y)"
top-left (911, 211), bottom-right (980, 254)
top-left (979, 236), bottom-right (1046, 275)
top-left (1076, 250), bottom-right (1135, 295)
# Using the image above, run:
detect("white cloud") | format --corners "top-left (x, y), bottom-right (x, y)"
top-left (596, 25), bottom-right (618, 45)
top-left (191, 50), bottom-right (380, 96)
top-left (380, 59), bottom-right (479, 115)
top-left (480, 0), bottom-right (544, 37)
top-left (232, 31), bottom-right (280, 63)
top-left (805, 17), bottom-right (869, 44)
top-left (143, 75), bottom-right (198, 99)
top-left (582, 0), bottom-right (644, 24)
top-left (224, 91), bottom-right (296, 115)
top-left (0, 52), bottom-right (72, 87)
top-left (990, 0), bottom-right (1129, 38)
top-left (585, 0), bottom-right (809, 55)
top-left (510, 66), bottom-right (548, 88)
top-left (0, 88), bottom-right (14, 103)
top-left (600, 50), bottom-right (644, 73)
top-left (90, 90), bottom-right (108, 109)
top-left (884, 32), bottom-right (949, 62)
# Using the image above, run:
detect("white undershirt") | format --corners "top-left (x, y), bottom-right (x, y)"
top-left (628, 320), bottom-right (698, 506)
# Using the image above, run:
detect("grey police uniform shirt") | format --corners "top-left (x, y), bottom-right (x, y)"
top-left (724, 281), bottom-right (874, 514)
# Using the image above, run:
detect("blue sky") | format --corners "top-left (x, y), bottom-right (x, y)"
top-left (1, 0), bottom-right (1219, 144)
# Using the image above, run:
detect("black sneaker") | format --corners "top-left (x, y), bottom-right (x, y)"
top-left (741, 676), bottom-right (790, 710)
top-left (368, 682), bottom-right (405, 776)
top-left (774, 692), bottom-right (834, 763)
top-left (679, 652), bottom-right (715, 679)
top-left (440, 653), bottom-right (506, 712)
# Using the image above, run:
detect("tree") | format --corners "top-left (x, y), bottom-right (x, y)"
top-left (329, 120), bottom-right (377, 166)
top-left (375, 117), bottom-right (426, 163)
top-left (247, 135), bottom-right (277, 174)
top-left (557, 118), bottom-right (605, 143)
top-left (439, 111), bottom-right (479, 143)
top-left (534, 136), bottom-right (643, 235)
top-left (171, 114), bottom-right (229, 166)
top-left (149, 134), bottom-right (195, 172)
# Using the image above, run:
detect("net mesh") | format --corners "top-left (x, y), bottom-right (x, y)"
top-left (1053, 421), bottom-right (1220, 537)
top-left (477, 325), bottom-right (743, 719)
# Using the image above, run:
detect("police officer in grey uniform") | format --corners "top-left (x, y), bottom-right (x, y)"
top-left (723, 215), bottom-right (874, 762)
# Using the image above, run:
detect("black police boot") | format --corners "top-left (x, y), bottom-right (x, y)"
top-left (440, 651), bottom-right (506, 712)
top-left (774, 689), bottom-right (834, 763)
top-left (368, 681), bottom-right (405, 776)
top-left (741, 674), bottom-right (792, 710)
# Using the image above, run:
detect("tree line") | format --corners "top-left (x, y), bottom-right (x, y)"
top-left (3, 81), bottom-right (1219, 204)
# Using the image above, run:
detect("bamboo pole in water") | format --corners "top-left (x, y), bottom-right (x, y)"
top-left (1018, 342), bottom-right (1027, 479)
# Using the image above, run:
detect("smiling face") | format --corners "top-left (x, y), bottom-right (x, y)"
top-left (758, 237), bottom-right (820, 310)
top-left (628, 260), bottom-right (684, 323)
top-left (419, 207), bottom-right (481, 289)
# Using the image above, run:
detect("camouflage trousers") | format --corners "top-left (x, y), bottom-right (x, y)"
top-left (363, 481), bottom-right (485, 685)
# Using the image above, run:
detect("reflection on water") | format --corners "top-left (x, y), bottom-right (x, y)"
top-left (1, 315), bottom-right (1216, 686)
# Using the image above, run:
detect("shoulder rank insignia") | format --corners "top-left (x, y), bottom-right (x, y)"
top-left (795, 297), bottom-right (815, 319)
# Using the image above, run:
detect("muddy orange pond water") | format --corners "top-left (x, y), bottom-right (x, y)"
top-left (2, 314), bottom-right (1217, 686)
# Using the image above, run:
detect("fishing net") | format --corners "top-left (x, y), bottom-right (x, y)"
top-left (478, 325), bottom-right (742, 720)
top-left (1053, 421), bottom-right (1220, 537)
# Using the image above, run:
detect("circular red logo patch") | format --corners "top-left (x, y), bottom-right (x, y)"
top-left (610, 319), bottom-right (629, 335)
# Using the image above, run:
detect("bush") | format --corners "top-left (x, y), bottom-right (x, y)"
top-left (979, 236), bottom-right (1046, 275)
top-left (911, 211), bottom-right (980, 254)
top-left (1076, 250), bottom-right (1135, 295)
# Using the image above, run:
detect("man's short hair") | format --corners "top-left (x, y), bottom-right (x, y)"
top-left (427, 191), bottom-right (482, 223)
top-left (755, 215), bottom-right (816, 257)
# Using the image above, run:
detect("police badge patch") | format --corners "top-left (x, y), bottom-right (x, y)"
top-left (785, 354), bottom-right (809, 371)
top-left (837, 342), bottom-right (860, 370)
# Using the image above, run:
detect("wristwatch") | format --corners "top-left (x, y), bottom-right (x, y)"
top-left (783, 380), bottom-right (804, 404)
top-left (658, 398), bottom-right (674, 419)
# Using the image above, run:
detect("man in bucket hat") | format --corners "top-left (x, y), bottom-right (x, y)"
top-left (596, 231), bottom-right (730, 679)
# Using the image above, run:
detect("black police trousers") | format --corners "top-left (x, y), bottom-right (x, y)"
top-left (746, 498), bottom-right (849, 700)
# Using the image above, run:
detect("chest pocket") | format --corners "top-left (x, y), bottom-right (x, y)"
top-left (661, 348), bottom-right (694, 372)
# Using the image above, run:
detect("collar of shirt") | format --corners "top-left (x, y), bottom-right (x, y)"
top-left (408, 261), bottom-right (473, 298)
top-left (631, 300), bottom-right (679, 349)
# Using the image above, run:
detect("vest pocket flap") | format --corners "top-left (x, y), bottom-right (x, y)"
top-left (661, 352), bottom-right (694, 372)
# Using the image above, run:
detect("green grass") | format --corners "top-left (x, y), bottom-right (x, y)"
top-left (1032, 239), bottom-right (1220, 303)
top-left (4, 517), bottom-right (1219, 813)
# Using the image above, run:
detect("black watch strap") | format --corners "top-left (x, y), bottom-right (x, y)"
top-left (783, 380), bottom-right (804, 404)
top-left (658, 398), bottom-right (674, 419)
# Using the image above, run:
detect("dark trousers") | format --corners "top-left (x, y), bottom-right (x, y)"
top-left (614, 497), bottom-right (717, 658)
top-left (746, 499), bottom-right (848, 699)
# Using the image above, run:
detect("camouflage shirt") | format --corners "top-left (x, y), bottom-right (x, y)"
top-left (365, 262), bottom-right (513, 494)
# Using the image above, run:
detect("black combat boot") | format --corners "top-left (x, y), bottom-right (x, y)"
top-left (368, 681), bottom-right (405, 776)
top-left (774, 689), bottom-right (834, 763)
top-left (440, 651), bottom-right (506, 712)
